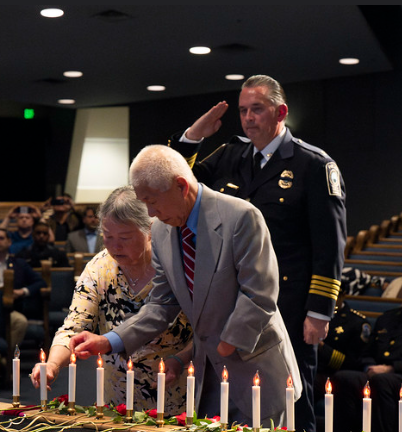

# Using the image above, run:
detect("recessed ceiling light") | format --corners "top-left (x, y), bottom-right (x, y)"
top-left (63, 71), bottom-right (83, 78)
top-left (225, 74), bottom-right (245, 81)
top-left (189, 46), bottom-right (211, 55)
top-left (147, 85), bottom-right (166, 92)
top-left (58, 99), bottom-right (75, 105)
top-left (339, 58), bottom-right (360, 65)
top-left (40, 8), bottom-right (64, 18)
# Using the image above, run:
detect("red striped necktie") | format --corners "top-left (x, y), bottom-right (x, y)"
top-left (181, 224), bottom-right (196, 297)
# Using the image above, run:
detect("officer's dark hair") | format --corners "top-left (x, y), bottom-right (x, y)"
top-left (241, 74), bottom-right (287, 107)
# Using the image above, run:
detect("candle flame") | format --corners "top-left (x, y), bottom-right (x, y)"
top-left (159, 358), bottom-right (165, 373)
top-left (222, 365), bottom-right (229, 382)
top-left (40, 348), bottom-right (46, 363)
top-left (97, 353), bottom-right (103, 368)
top-left (188, 361), bottom-right (195, 377)
top-left (14, 345), bottom-right (20, 359)
top-left (400, 384), bottom-right (402, 400)
top-left (287, 374), bottom-right (293, 388)
top-left (127, 356), bottom-right (133, 371)
top-left (253, 370), bottom-right (260, 386)
top-left (70, 352), bottom-right (76, 364)
top-left (325, 377), bottom-right (332, 394)
top-left (363, 381), bottom-right (370, 398)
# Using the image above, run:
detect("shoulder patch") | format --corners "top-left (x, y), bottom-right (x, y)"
top-left (326, 162), bottom-right (341, 197)
top-left (361, 322), bottom-right (372, 343)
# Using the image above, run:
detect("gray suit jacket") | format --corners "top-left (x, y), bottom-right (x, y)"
top-left (114, 185), bottom-right (301, 419)
top-left (65, 229), bottom-right (103, 253)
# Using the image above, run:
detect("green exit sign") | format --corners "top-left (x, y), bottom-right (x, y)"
top-left (24, 109), bottom-right (35, 119)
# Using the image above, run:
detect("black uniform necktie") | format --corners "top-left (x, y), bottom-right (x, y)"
top-left (253, 152), bottom-right (263, 177)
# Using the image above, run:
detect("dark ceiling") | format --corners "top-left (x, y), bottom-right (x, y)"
top-left (0, 5), bottom-right (399, 110)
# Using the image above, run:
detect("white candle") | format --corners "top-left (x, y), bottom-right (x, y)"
top-left (96, 353), bottom-right (104, 407)
top-left (126, 357), bottom-right (134, 411)
top-left (186, 361), bottom-right (195, 418)
top-left (157, 358), bottom-right (165, 414)
top-left (39, 349), bottom-right (47, 401)
top-left (220, 366), bottom-right (229, 424)
top-left (324, 378), bottom-right (333, 432)
top-left (362, 381), bottom-right (371, 432)
top-left (252, 371), bottom-right (261, 429)
top-left (286, 374), bottom-right (295, 431)
top-left (399, 385), bottom-right (402, 432)
top-left (12, 345), bottom-right (20, 397)
top-left (68, 353), bottom-right (77, 403)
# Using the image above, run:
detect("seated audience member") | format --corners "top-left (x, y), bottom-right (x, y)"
top-left (30, 186), bottom-right (193, 414)
top-left (332, 305), bottom-right (402, 432)
top-left (0, 205), bottom-right (42, 255)
top-left (16, 221), bottom-right (70, 268)
top-left (65, 206), bottom-right (103, 253)
top-left (46, 195), bottom-right (83, 241)
top-left (314, 282), bottom-right (371, 401)
top-left (0, 228), bottom-right (47, 347)
top-left (341, 266), bottom-right (389, 295)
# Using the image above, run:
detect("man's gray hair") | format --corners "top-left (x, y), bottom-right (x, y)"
top-left (130, 145), bottom-right (197, 192)
top-left (242, 74), bottom-right (287, 107)
top-left (98, 185), bottom-right (153, 235)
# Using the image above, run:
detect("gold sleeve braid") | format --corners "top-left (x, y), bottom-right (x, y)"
top-left (328, 349), bottom-right (345, 370)
top-left (309, 275), bottom-right (341, 300)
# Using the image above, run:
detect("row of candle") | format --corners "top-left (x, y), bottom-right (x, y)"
top-left (12, 347), bottom-right (402, 431)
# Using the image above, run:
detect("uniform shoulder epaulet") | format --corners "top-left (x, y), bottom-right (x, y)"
top-left (292, 137), bottom-right (330, 159)
top-left (350, 308), bottom-right (367, 319)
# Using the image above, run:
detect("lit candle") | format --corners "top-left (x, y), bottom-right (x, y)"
top-left (399, 385), bottom-right (402, 432)
top-left (39, 349), bottom-right (47, 402)
top-left (157, 358), bottom-right (165, 414)
top-left (220, 365), bottom-right (229, 425)
top-left (252, 371), bottom-right (261, 429)
top-left (12, 345), bottom-right (20, 397)
top-left (362, 381), bottom-right (371, 432)
top-left (286, 374), bottom-right (295, 431)
top-left (126, 357), bottom-right (134, 411)
top-left (68, 352), bottom-right (77, 403)
top-left (324, 378), bottom-right (334, 432)
top-left (187, 361), bottom-right (195, 418)
top-left (96, 353), bottom-right (104, 407)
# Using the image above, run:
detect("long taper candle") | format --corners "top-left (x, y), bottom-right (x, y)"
top-left (12, 345), bottom-right (20, 397)
top-left (186, 361), bottom-right (195, 420)
top-left (362, 381), bottom-right (371, 432)
top-left (126, 357), bottom-right (134, 411)
top-left (286, 374), bottom-right (295, 431)
top-left (220, 365), bottom-right (229, 425)
top-left (157, 358), bottom-right (165, 414)
top-left (324, 378), bottom-right (333, 432)
top-left (39, 349), bottom-right (47, 405)
top-left (68, 353), bottom-right (77, 403)
top-left (96, 353), bottom-right (104, 407)
top-left (399, 385), bottom-right (402, 432)
top-left (252, 371), bottom-right (261, 430)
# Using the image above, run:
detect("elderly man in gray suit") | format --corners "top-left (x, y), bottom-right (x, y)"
top-left (70, 145), bottom-right (301, 427)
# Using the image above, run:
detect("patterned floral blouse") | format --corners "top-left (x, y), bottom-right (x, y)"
top-left (52, 249), bottom-right (193, 414)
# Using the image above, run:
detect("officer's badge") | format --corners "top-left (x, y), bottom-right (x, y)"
top-left (326, 162), bottom-right (341, 196)
top-left (279, 170), bottom-right (293, 189)
top-left (335, 326), bottom-right (344, 334)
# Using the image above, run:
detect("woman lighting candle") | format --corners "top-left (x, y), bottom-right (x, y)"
top-left (186, 361), bottom-right (195, 420)
top-left (325, 378), bottom-right (333, 432)
top-left (252, 371), bottom-right (261, 429)
top-left (286, 374), bottom-right (295, 431)
top-left (126, 357), bottom-right (134, 411)
top-left (363, 381), bottom-right (371, 432)
top-left (220, 365), bottom-right (229, 425)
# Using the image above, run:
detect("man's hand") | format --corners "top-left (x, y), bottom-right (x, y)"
top-left (185, 101), bottom-right (229, 141)
top-left (367, 364), bottom-right (394, 378)
top-left (303, 316), bottom-right (329, 345)
top-left (69, 331), bottom-right (111, 360)
top-left (217, 340), bottom-right (236, 357)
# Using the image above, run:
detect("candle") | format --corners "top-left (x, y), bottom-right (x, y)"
top-left (220, 365), bottom-right (229, 424)
top-left (96, 353), bottom-right (104, 407)
top-left (399, 385), bottom-right (402, 432)
top-left (126, 357), bottom-right (134, 411)
top-left (286, 374), bottom-right (295, 431)
top-left (157, 358), bottom-right (165, 414)
top-left (252, 371), bottom-right (261, 429)
top-left (68, 353), bottom-right (77, 403)
top-left (362, 381), bottom-right (371, 432)
top-left (187, 361), bottom-right (195, 418)
top-left (324, 378), bottom-right (333, 432)
top-left (12, 345), bottom-right (20, 397)
top-left (39, 349), bottom-right (47, 401)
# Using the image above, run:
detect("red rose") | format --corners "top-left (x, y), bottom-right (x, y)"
top-left (57, 394), bottom-right (69, 404)
top-left (211, 416), bottom-right (220, 422)
top-left (175, 412), bottom-right (187, 426)
top-left (116, 404), bottom-right (127, 415)
top-left (146, 409), bottom-right (158, 418)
